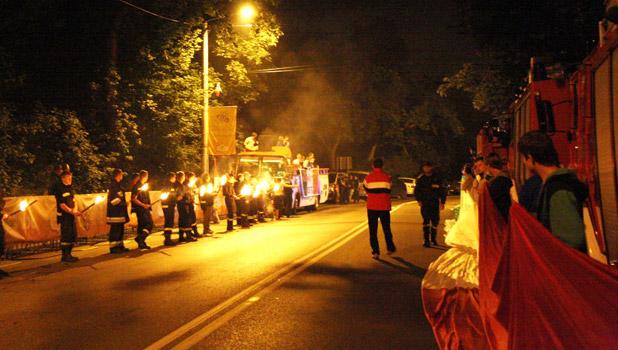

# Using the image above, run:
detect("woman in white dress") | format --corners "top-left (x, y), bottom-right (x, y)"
top-left (421, 164), bottom-right (489, 349)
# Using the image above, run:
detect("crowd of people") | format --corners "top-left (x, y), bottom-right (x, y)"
top-left (422, 130), bottom-right (591, 348)
top-left (0, 164), bottom-right (304, 269)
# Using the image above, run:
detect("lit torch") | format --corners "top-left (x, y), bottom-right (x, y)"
top-left (139, 183), bottom-right (149, 192)
top-left (7, 199), bottom-right (38, 217)
top-left (82, 195), bottom-right (105, 213)
top-left (151, 192), bottom-right (169, 206)
top-left (273, 184), bottom-right (281, 193)
top-left (220, 175), bottom-right (228, 186)
top-left (188, 178), bottom-right (197, 188)
top-left (240, 184), bottom-right (252, 197)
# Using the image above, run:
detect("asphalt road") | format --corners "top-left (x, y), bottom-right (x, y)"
top-left (0, 199), bottom-right (455, 350)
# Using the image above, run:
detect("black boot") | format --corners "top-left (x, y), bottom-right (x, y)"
top-left (135, 234), bottom-right (151, 249)
top-left (163, 230), bottom-right (177, 246)
top-left (185, 230), bottom-right (197, 242)
top-left (227, 219), bottom-right (234, 232)
top-left (61, 245), bottom-right (79, 262)
top-left (0, 269), bottom-right (9, 278)
top-left (423, 226), bottom-right (431, 248)
top-left (431, 228), bottom-right (438, 246)
top-left (192, 225), bottom-right (200, 238)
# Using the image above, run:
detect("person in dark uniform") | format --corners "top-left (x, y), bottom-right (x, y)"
top-left (199, 174), bottom-right (216, 235)
top-left (107, 169), bottom-right (130, 254)
top-left (222, 173), bottom-right (237, 232)
top-left (161, 172), bottom-right (178, 246)
top-left (175, 171), bottom-right (197, 242)
top-left (55, 171), bottom-right (81, 262)
top-left (283, 176), bottom-right (296, 218)
top-left (131, 170), bottom-right (153, 249)
top-left (234, 173), bottom-right (249, 227)
top-left (414, 162), bottom-right (447, 247)
top-left (186, 172), bottom-right (201, 238)
top-left (1, 194), bottom-right (10, 277)
top-left (272, 177), bottom-right (285, 220)
top-left (485, 153), bottom-right (513, 221)
top-left (47, 164), bottom-right (63, 195)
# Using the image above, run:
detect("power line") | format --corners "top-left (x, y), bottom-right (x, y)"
top-left (115, 0), bottom-right (187, 24)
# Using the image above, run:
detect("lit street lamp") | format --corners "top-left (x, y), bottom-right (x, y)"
top-left (202, 3), bottom-right (257, 177)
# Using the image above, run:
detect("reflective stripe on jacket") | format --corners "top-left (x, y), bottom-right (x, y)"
top-left (364, 169), bottom-right (392, 211)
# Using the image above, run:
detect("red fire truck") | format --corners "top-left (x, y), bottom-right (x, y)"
top-left (477, 24), bottom-right (618, 265)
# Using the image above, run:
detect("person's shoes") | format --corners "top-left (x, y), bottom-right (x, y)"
top-left (185, 235), bottom-right (197, 242)
top-left (387, 248), bottom-right (396, 255)
top-left (205, 229), bottom-right (214, 236)
top-left (119, 245), bottom-right (130, 252)
top-left (163, 239), bottom-right (177, 246)
top-left (432, 241), bottom-right (439, 246)
top-left (61, 255), bottom-right (79, 263)
top-left (110, 247), bottom-right (122, 254)
top-left (372, 253), bottom-right (380, 259)
top-left (423, 241), bottom-right (431, 248)
top-left (0, 269), bottom-right (9, 277)
top-left (138, 243), bottom-right (151, 250)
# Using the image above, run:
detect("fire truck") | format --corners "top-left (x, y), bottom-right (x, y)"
top-left (477, 15), bottom-right (618, 266)
top-left (235, 150), bottom-right (329, 211)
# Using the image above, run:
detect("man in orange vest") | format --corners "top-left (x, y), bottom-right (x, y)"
top-left (363, 158), bottom-right (396, 259)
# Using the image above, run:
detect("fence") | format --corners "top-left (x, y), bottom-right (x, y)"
top-left (1, 191), bottom-right (226, 257)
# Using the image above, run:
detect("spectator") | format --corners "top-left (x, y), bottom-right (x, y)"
top-left (244, 132), bottom-right (259, 151)
top-left (485, 153), bottom-right (512, 221)
top-left (518, 131), bottom-right (588, 252)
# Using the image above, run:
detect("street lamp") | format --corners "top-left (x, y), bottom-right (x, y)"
top-left (202, 4), bottom-right (258, 177)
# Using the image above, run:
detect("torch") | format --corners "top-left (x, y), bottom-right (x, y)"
top-left (7, 199), bottom-right (38, 217)
top-left (240, 184), bottom-right (252, 198)
top-left (151, 192), bottom-right (169, 206)
top-left (200, 184), bottom-right (214, 197)
top-left (82, 195), bottom-right (105, 213)
top-left (139, 183), bottom-right (149, 192)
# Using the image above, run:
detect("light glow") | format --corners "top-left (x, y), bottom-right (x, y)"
top-left (19, 200), bottom-right (28, 212)
top-left (220, 175), bottom-right (228, 186)
top-left (240, 184), bottom-right (252, 197)
top-left (239, 4), bottom-right (257, 22)
top-left (139, 183), bottom-right (149, 192)
top-left (94, 195), bottom-right (105, 204)
top-left (188, 178), bottom-right (197, 188)
top-left (160, 192), bottom-right (170, 200)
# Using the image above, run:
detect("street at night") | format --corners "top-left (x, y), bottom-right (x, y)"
top-left (0, 200), bottom-right (452, 350)
top-left (2, 1), bottom-right (618, 349)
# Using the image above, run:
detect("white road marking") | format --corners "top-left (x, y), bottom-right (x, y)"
top-left (146, 201), bottom-right (414, 350)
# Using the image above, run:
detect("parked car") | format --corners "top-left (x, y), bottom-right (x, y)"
top-left (397, 177), bottom-right (417, 198)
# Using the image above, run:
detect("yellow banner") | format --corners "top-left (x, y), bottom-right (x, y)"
top-left (208, 106), bottom-right (237, 156)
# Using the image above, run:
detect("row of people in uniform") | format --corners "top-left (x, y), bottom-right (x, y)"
top-left (47, 167), bottom-right (299, 263)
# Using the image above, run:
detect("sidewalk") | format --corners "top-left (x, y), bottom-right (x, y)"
top-left (0, 222), bottom-right (228, 276)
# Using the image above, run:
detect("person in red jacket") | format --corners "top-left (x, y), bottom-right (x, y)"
top-left (363, 158), bottom-right (396, 259)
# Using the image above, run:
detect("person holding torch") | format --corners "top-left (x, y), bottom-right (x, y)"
top-left (175, 171), bottom-right (197, 242)
top-left (186, 172), bottom-right (201, 239)
top-left (55, 171), bottom-right (81, 262)
top-left (199, 174), bottom-right (216, 235)
top-left (107, 169), bottom-right (130, 254)
top-left (222, 172), bottom-right (237, 232)
top-left (161, 172), bottom-right (178, 246)
top-left (131, 170), bottom-right (153, 250)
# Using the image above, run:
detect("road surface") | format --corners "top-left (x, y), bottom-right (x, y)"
top-left (0, 199), bottom-right (455, 349)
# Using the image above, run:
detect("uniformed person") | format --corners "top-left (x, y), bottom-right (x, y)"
top-left (175, 171), bottom-right (197, 242)
top-left (131, 170), bottom-right (153, 249)
top-left (186, 172), bottom-right (201, 238)
top-left (222, 172), bottom-right (237, 232)
top-left (283, 176), bottom-right (296, 218)
top-left (161, 172), bottom-right (178, 246)
top-left (272, 177), bottom-right (285, 220)
top-left (235, 174), bottom-right (251, 228)
top-left (199, 174), bottom-right (216, 235)
top-left (55, 171), bottom-right (81, 262)
top-left (107, 169), bottom-right (130, 253)
top-left (414, 162), bottom-right (447, 247)
top-left (1, 194), bottom-right (10, 277)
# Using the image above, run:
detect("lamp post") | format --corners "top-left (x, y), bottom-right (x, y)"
top-left (202, 3), bottom-right (257, 177)
top-left (202, 22), bottom-right (210, 177)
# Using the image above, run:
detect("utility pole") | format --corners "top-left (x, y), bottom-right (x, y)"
top-left (202, 22), bottom-right (209, 176)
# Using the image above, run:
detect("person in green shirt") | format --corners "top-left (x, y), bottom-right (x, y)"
top-left (518, 131), bottom-right (588, 253)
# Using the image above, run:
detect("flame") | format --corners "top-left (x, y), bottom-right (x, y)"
top-left (273, 184), bottom-right (281, 192)
top-left (240, 184), bottom-right (252, 197)
top-left (252, 188), bottom-right (261, 198)
top-left (160, 192), bottom-right (170, 200)
top-left (259, 180), bottom-right (269, 190)
top-left (220, 175), bottom-right (228, 186)
top-left (19, 200), bottom-right (28, 212)
top-left (94, 195), bottom-right (105, 204)
top-left (207, 183), bottom-right (214, 193)
top-left (139, 183), bottom-right (149, 192)
top-left (188, 178), bottom-right (197, 188)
